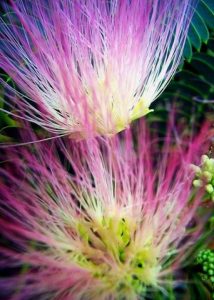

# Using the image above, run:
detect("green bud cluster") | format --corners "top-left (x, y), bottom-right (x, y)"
top-left (191, 155), bottom-right (214, 201)
top-left (197, 249), bottom-right (214, 287)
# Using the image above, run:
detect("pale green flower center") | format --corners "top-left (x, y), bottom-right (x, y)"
top-left (70, 214), bottom-right (160, 297)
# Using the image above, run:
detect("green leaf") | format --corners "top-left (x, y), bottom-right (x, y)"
top-left (191, 53), bottom-right (214, 85)
top-left (200, 0), bottom-right (214, 30)
top-left (183, 37), bottom-right (193, 61)
top-left (191, 11), bottom-right (209, 44)
top-left (183, 0), bottom-right (214, 62)
top-left (188, 23), bottom-right (202, 51)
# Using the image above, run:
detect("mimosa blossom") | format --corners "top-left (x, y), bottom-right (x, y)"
top-left (0, 0), bottom-right (197, 137)
top-left (0, 119), bottom-right (211, 299)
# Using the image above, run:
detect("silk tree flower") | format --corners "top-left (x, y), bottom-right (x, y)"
top-left (0, 0), bottom-right (197, 138)
top-left (0, 120), bottom-right (212, 300)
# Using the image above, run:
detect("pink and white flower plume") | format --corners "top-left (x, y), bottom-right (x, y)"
top-left (0, 0), bottom-right (197, 137)
top-left (0, 119), bottom-right (211, 299)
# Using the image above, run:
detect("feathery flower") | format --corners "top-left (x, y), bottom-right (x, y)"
top-left (0, 119), bottom-right (212, 299)
top-left (0, 0), bottom-right (197, 137)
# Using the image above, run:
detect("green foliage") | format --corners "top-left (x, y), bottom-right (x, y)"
top-left (149, 34), bottom-right (214, 128)
top-left (175, 37), bottom-right (213, 102)
top-left (0, 74), bottom-right (20, 142)
top-left (184, 0), bottom-right (214, 61)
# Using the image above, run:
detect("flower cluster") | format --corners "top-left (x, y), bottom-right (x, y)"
top-left (0, 0), bottom-right (196, 137)
top-left (0, 120), bottom-right (211, 299)
top-left (0, 1), bottom-right (212, 299)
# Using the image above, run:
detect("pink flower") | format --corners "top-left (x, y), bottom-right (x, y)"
top-left (0, 118), bottom-right (211, 299)
top-left (0, 0), bottom-right (196, 138)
